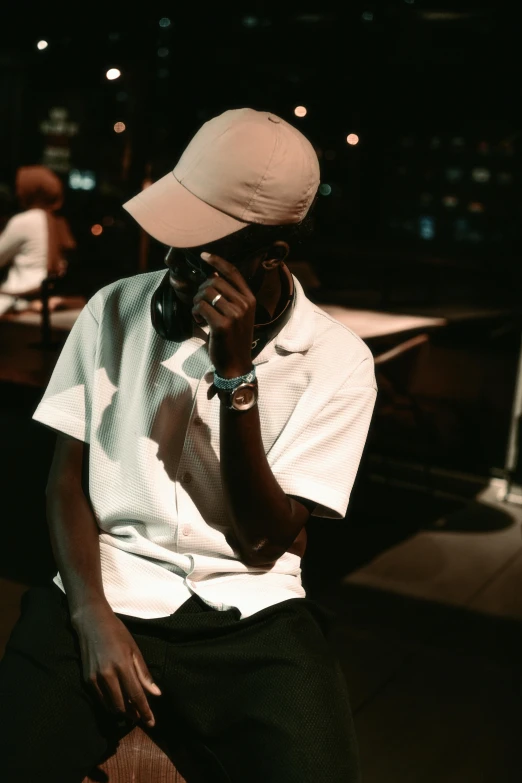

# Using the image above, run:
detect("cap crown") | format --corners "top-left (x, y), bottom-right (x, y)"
top-left (174, 108), bottom-right (320, 225)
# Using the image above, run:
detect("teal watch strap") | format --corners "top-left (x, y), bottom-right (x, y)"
top-left (213, 366), bottom-right (257, 390)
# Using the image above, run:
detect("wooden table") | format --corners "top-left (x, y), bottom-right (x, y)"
top-left (315, 304), bottom-right (447, 340)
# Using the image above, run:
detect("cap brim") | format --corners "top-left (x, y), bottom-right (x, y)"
top-left (123, 172), bottom-right (248, 248)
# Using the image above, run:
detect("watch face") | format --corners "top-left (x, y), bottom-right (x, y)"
top-left (232, 384), bottom-right (257, 411)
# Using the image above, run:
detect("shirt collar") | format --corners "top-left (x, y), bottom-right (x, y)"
top-left (271, 274), bottom-right (316, 354)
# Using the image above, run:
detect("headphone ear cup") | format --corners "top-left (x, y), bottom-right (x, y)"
top-left (151, 272), bottom-right (171, 339)
top-left (151, 271), bottom-right (194, 342)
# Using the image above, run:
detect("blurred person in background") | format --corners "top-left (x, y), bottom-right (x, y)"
top-left (0, 165), bottom-right (76, 315)
top-left (0, 109), bottom-right (376, 782)
top-left (0, 181), bottom-right (15, 232)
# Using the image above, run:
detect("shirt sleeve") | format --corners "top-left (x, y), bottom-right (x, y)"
top-left (32, 301), bottom-right (99, 443)
top-left (270, 356), bottom-right (377, 519)
top-left (0, 217), bottom-right (23, 268)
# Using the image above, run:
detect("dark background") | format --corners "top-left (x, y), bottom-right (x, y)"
top-left (2, 9), bottom-right (522, 777)
top-left (1, 2), bottom-right (522, 479)
top-left (1, 3), bottom-right (521, 290)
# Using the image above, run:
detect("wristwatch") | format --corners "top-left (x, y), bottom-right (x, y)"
top-left (217, 379), bottom-right (259, 412)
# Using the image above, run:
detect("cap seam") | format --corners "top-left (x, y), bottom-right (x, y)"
top-left (175, 125), bottom-right (232, 183)
top-left (171, 173), bottom-right (255, 229)
top-left (240, 121), bottom-right (281, 222)
top-left (295, 132), bottom-right (319, 219)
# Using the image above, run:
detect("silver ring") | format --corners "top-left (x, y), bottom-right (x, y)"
top-left (210, 293), bottom-right (222, 308)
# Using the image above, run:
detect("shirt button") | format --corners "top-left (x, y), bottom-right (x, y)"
top-left (182, 525), bottom-right (190, 536)
top-left (182, 472), bottom-right (192, 484)
top-left (193, 416), bottom-right (203, 426)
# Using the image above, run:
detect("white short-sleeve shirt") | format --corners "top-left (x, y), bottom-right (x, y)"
top-left (33, 270), bottom-right (377, 619)
top-left (0, 209), bottom-right (49, 296)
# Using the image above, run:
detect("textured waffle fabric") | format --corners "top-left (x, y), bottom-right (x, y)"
top-left (32, 270), bottom-right (377, 619)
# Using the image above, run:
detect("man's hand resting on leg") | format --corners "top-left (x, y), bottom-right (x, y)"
top-left (72, 602), bottom-right (162, 727)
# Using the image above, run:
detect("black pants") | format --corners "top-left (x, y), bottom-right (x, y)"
top-left (0, 583), bottom-right (361, 783)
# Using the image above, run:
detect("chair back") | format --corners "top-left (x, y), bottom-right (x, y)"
top-left (82, 725), bottom-right (186, 783)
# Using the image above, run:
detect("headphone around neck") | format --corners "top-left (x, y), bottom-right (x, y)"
top-left (150, 256), bottom-right (295, 360)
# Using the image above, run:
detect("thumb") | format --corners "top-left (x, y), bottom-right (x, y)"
top-left (132, 652), bottom-right (162, 696)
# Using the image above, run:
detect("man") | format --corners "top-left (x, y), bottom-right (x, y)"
top-left (0, 108), bottom-right (376, 782)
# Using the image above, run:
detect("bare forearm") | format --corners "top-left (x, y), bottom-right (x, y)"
top-left (46, 486), bottom-right (109, 619)
top-left (219, 398), bottom-right (295, 566)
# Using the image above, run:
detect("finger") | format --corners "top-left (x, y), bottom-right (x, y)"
top-left (192, 299), bottom-right (228, 327)
top-left (191, 300), bottom-right (209, 325)
top-left (132, 652), bottom-right (162, 696)
top-left (193, 291), bottom-right (241, 321)
top-left (97, 672), bottom-right (127, 717)
top-left (201, 252), bottom-right (252, 296)
top-left (89, 678), bottom-right (110, 712)
top-left (119, 669), bottom-right (156, 728)
top-left (193, 276), bottom-right (244, 308)
top-left (123, 698), bottom-right (140, 724)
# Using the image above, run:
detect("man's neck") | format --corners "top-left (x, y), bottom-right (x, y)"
top-left (255, 266), bottom-right (285, 320)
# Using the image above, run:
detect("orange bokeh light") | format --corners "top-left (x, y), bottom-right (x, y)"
top-left (91, 224), bottom-right (103, 236)
top-left (114, 122), bottom-right (126, 133)
top-left (346, 134), bottom-right (359, 145)
top-left (294, 106), bottom-right (307, 117)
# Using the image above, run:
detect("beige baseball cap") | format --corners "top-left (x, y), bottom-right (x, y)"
top-left (123, 108), bottom-right (320, 248)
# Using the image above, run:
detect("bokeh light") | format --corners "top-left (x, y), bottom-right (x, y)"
top-left (319, 184), bottom-right (332, 196)
top-left (419, 216), bottom-right (435, 240)
top-left (157, 47), bottom-right (169, 57)
top-left (113, 122), bottom-right (126, 133)
top-left (106, 68), bottom-right (121, 81)
top-left (346, 134), bottom-right (359, 145)
top-left (91, 225), bottom-right (103, 236)
top-left (69, 170), bottom-right (96, 191)
top-left (294, 106), bottom-right (307, 117)
top-left (472, 167), bottom-right (491, 183)
top-left (37, 41), bottom-right (48, 50)
top-left (159, 17), bottom-right (171, 27)
top-left (442, 195), bottom-right (458, 208)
